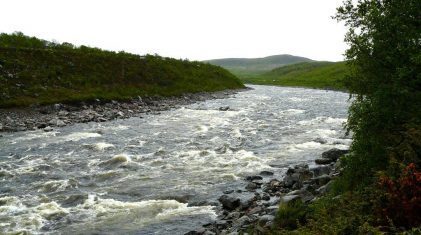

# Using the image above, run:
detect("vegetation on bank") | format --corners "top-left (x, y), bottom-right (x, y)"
top-left (205, 54), bottom-right (313, 77)
top-left (0, 32), bottom-right (244, 108)
top-left (271, 0), bottom-right (420, 233)
top-left (242, 61), bottom-right (348, 90)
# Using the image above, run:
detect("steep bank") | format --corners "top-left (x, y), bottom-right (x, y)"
top-left (0, 33), bottom-right (244, 108)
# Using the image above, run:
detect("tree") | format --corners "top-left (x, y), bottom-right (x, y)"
top-left (335, 0), bottom-right (421, 188)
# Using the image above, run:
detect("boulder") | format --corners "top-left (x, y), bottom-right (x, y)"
top-left (311, 165), bottom-right (332, 177)
top-left (49, 118), bottom-right (66, 127)
top-left (43, 126), bottom-right (54, 132)
top-left (259, 171), bottom-right (274, 176)
top-left (281, 195), bottom-right (301, 204)
top-left (218, 195), bottom-right (240, 210)
top-left (315, 158), bottom-right (333, 164)
top-left (321, 148), bottom-right (349, 161)
top-left (245, 175), bottom-right (263, 181)
top-left (311, 175), bottom-right (332, 187)
top-left (245, 182), bottom-right (258, 191)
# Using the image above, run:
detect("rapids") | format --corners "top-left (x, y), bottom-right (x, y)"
top-left (0, 85), bottom-right (350, 234)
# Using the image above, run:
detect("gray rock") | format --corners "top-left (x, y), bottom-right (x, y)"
top-left (321, 148), bottom-right (349, 161)
top-left (245, 175), bottom-right (263, 181)
top-left (245, 182), bottom-right (258, 191)
top-left (315, 158), bottom-right (334, 164)
top-left (49, 118), bottom-right (66, 127)
top-left (43, 126), bottom-right (53, 132)
top-left (311, 175), bottom-right (332, 187)
top-left (225, 211), bottom-right (241, 220)
top-left (313, 137), bottom-right (327, 144)
top-left (234, 215), bottom-right (251, 226)
top-left (311, 165), bottom-right (331, 177)
top-left (247, 206), bottom-right (263, 215)
top-left (251, 179), bottom-right (264, 185)
top-left (267, 205), bottom-right (279, 215)
top-left (219, 195), bottom-right (240, 210)
top-left (281, 195), bottom-right (300, 204)
top-left (223, 190), bottom-right (234, 194)
top-left (259, 215), bottom-right (275, 223)
top-left (259, 171), bottom-right (274, 176)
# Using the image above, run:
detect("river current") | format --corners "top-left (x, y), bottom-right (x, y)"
top-left (0, 85), bottom-right (350, 234)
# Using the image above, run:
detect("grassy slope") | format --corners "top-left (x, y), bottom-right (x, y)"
top-left (242, 61), bottom-right (348, 90)
top-left (0, 34), bottom-right (244, 108)
top-left (205, 54), bottom-right (313, 77)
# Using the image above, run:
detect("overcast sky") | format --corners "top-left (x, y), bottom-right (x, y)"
top-left (1, 0), bottom-right (347, 61)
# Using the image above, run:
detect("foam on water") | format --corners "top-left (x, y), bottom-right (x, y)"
top-left (0, 85), bottom-right (350, 234)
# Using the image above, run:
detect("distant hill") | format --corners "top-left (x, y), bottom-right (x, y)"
top-left (0, 32), bottom-right (244, 107)
top-left (243, 61), bottom-right (348, 90)
top-left (205, 54), bottom-right (313, 77)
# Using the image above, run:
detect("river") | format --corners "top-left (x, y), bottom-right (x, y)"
top-left (0, 85), bottom-right (350, 234)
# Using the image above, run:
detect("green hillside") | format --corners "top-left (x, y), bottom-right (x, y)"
top-left (243, 61), bottom-right (348, 90)
top-left (205, 54), bottom-right (313, 77)
top-left (0, 32), bottom-right (244, 108)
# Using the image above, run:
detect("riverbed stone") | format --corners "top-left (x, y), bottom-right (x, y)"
top-left (245, 182), bottom-right (258, 191)
top-left (219, 195), bottom-right (240, 210)
top-left (315, 158), bottom-right (334, 164)
top-left (259, 170), bottom-right (274, 176)
top-left (321, 148), bottom-right (349, 161)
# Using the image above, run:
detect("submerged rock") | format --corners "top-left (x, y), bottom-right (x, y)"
top-left (219, 106), bottom-right (230, 111)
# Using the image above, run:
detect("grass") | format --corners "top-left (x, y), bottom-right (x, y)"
top-left (241, 61), bottom-right (348, 91)
top-left (0, 33), bottom-right (244, 108)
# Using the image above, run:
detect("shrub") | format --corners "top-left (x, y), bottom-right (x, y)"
top-left (377, 163), bottom-right (421, 228)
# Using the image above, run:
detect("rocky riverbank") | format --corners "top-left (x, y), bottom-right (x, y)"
top-left (186, 148), bottom-right (349, 235)
top-left (0, 88), bottom-right (247, 133)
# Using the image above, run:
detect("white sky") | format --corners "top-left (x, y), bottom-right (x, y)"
top-left (0, 0), bottom-right (347, 61)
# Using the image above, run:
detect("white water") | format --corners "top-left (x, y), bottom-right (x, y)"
top-left (0, 85), bottom-right (350, 234)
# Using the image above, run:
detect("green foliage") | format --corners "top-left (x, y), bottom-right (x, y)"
top-left (335, 0), bottom-right (421, 190)
top-left (205, 54), bottom-right (313, 77)
top-left (275, 200), bottom-right (308, 230)
top-left (243, 61), bottom-right (348, 90)
top-left (0, 32), bottom-right (244, 107)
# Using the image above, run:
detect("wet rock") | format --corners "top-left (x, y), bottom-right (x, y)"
top-left (259, 170), bottom-right (274, 176)
top-left (219, 195), bottom-right (240, 210)
top-left (247, 206), bottom-right (263, 215)
top-left (311, 175), bottom-right (332, 187)
top-left (321, 148), bottom-right (349, 161)
top-left (233, 215), bottom-right (251, 226)
top-left (259, 215), bottom-right (275, 224)
top-left (245, 182), bottom-right (259, 191)
top-left (315, 158), bottom-right (333, 164)
top-left (316, 181), bottom-right (333, 194)
top-left (311, 165), bottom-right (331, 177)
top-left (267, 205), bottom-right (279, 215)
top-left (245, 175), bottom-right (263, 181)
top-left (281, 195), bottom-right (300, 204)
top-left (251, 179), bottom-right (264, 185)
top-left (313, 137), bottom-right (327, 144)
top-left (261, 193), bottom-right (270, 201)
top-left (184, 228), bottom-right (206, 235)
top-left (43, 126), bottom-right (53, 132)
top-left (225, 211), bottom-right (241, 220)
top-left (224, 190), bottom-right (234, 194)
top-left (49, 118), bottom-right (66, 127)
top-left (61, 194), bottom-right (88, 207)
